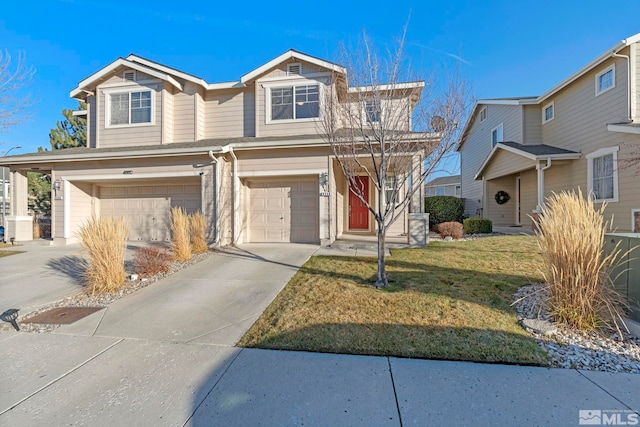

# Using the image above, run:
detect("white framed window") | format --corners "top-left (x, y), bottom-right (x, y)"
top-left (491, 123), bottom-right (503, 146)
top-left (586, 146), bottom-right (619, 202)
top-left (384, 176), bottom-right (398, 205)
top-left (455, 185), bottom-right (461, 196)
top-left (436, 187), bottom-right (445, 196)
top-left (106, 89), bottom-right (153, 127)
top-left (268, 84), bottom-right (320, 122)
top-left (365, 100), bottom-right (381, 123)
top-left (542, 101), bottom-right (554, 124)
top-left (479, 107), bottom-right (487, 122)
top-left (595, 64), bottom-right (615, 96)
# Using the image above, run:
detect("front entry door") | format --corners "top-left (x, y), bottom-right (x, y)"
top-left (349, 176), bottom-right (369, 230)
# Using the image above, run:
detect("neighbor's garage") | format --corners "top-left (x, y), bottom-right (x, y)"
top-left (247, 177), bottom-right (319, 243)
top-left (100, 182), bottom-right (200, 241)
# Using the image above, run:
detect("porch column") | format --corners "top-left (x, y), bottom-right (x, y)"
top-left (10, 170), bottom-right (29, 216)
top-left (535, 158), bottom-right (551, 212)
top-left (410, 153), bottom-right (424, 213)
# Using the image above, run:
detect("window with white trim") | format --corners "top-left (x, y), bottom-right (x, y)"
top-left (108, 90), bottom-right (152, 126)
top-left (436, 187), bottom-right (445, 196)
top-left (479, 107), bottom-right (487, 122)
top-left (595, 64), bottom-right (615, 96)
top-left (365, 100), bottom-right (381, 123)
top-left (384, 176), bottom-right (397, 205)
top-left (543, 101), bottom-right (554, 123)
top-left (491, 123), bottom-right (503, 146)
top-left (455, 185), bottom-right (461, 196)
top-left (270, 84), bottom-right (319, 121)
top-left (587, 146), bottom-right (619, 202)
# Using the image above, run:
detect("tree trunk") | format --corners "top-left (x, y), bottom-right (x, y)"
top-left (375, 221), bottom-right (388, 288)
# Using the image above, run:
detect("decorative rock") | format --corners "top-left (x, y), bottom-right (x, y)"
top-left (520, 318), bottom-right (558, 335)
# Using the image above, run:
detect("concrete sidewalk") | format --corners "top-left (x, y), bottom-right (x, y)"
top-left (1, 242), bottom-right (638, 426)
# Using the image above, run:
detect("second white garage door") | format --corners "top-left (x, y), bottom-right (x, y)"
top-left (248, 177), bottom-right (319, 243)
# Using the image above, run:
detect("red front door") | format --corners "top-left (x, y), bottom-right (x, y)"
top-left (349, 176), bottom-right (369, 230)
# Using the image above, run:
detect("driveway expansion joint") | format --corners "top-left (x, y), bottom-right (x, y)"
top-left (575, 369), bottom-right (640, 414)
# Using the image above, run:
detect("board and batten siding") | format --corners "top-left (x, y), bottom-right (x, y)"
top-left (97, 81), bottom-right (163, 148)
top-left (459, 104), bottom-right (523, 217)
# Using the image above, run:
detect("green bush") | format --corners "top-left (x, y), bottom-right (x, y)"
top-left (463, 217), bottom-right (493, 234)
top-left (424, 196), bottom-right (464, 229)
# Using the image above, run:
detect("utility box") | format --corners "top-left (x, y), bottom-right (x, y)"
top-left (408, 213), bottom-right (429, 247)
top-left (5, 216), bottom-right (34, 242)
top-left (604, 233), bottom-right (640, 322)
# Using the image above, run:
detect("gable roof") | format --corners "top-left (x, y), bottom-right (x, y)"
top-left (425, 175), bottom-right (461, 187)
top-left (240, 49), bottom-right (346, 83)
top-left (474, 142), bottom-right (581, 180)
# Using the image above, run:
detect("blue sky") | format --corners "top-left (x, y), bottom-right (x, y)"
top-left (1, 0), bottom-right (639, 174)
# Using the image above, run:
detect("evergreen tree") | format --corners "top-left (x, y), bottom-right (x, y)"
top-left (49, 101), bottom-right (87, 149)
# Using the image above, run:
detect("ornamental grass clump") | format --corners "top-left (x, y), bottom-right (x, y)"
top-left (190, 211), bottom-right (208, 253)
top-left (536, 189), bottom-right (627, 334)
top-left (171, 206), bottom-right (191, 261)
top-left (133, 246), bottom-right (171, 278)
top-left (77, 216), bottom-right (130, 295)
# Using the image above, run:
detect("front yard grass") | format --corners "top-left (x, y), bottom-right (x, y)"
top-left (239, 235), bottom-right (549, 366)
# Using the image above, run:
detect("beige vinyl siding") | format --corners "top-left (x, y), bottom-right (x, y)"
top-left (69, 182), bottom-right (93, 238)
top-left (205, 89), bottom-right (248, 138)
top-left (484, 150), bottom-right (535, 180)
top-left (196, 88), bottom-right (206, 141)
top-left (87, 95), bottom-right (97, 148)
top-left (260, 62), bottom-right (327, 79)
top-left (332, 159), bottom-right (346, 237)
top-left (522, 105), bottom-right (542, 144)
top-left (97, 82), bottom-right (162, 148)
top-left (485, 176), bottom-right (517, 226)
top-left (459, 104), bottom-right (523, 217)
top-left (633, 43), bottom-right (640, 121)
top-left (237, 147), bottom-right (329, 174)
top-left (425, 183), bottom-right (460, 197)
top-left (173, 82), bottom-right (198, 142)
top-left (519, 169), bottom-right (537, 227)
top-left (162, 86), bottom-right (174, 143)
top-left (103, 70), bottom-right (156, 85)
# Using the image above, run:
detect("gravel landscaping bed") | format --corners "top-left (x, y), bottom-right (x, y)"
top-left (0, 251), bottom-right (213, 333)
top-left (514, 284), bottom-right (640, 373)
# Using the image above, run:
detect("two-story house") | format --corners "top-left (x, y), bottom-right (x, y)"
top-left (424, 175), bottom-right (461, 197)
top-left (0, 50), bottom-right (428, 245)
top-left (458, 33), bottom-right (640, 232)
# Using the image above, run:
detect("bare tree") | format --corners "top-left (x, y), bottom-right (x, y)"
top-left (0, 50), bottom-right (35, 133)
top-left (321, 29), bottom-right (471, 287)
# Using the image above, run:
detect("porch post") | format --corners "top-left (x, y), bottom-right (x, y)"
top-left (410, 153), bottom-right (424, 213)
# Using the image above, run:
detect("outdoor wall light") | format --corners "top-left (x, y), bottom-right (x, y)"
top-left (0, 308), bottom-right (20, 331)
top-left (320, 172), bottom-right (328, 186)
top-left (53, 180), bottom-right (61, 191)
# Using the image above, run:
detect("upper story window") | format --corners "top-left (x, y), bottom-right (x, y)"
top-left (479, 107), bottom-right (487, 122)
top-left (586, 146), bottom-right (619, 202)
top-left (108, 90), bottom-right (152, 127)
top-left (365, 100), bottom-right (381, 123)
top-left (491, 123), bottom-right (503, 146)
top-left (270, 84), bottom-right (319, 122)
top-left (542, 101), bottom-right (554, 124)
top-left (595, 64), bottom-right (615, 96)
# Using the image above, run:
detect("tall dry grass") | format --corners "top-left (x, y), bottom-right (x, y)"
top-left (171, 206), bottom-right (191, 261)
top-left (77, 216), bottom-right (130, 295)
top-left (536, 189), bottom-right (627, 334)
top-left (190, 211), bottom-right (208, 253)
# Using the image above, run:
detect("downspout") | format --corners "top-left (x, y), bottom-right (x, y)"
top-left (207, 150), bottom-right (220, 244)
top-left (612, 52), bottom-right (632, 122)
top-left (536, 157), bottom-right (552, 212)
top-left (229, 147), bottom-right (239, 244)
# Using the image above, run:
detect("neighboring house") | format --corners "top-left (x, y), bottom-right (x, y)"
top-left (424, 175), bottom-right (461, 197)
top-left (458, 33), bottom-right (640, 232)
top-left (0, 50), bottom-right (428, 244)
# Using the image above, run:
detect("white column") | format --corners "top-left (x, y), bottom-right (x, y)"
top-left (535, 158), bottom-right (552, 212)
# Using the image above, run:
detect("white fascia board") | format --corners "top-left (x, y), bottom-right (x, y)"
top-left (241, 50), bottom-right (346, 83)
top-left (348, 82), bottom-right (426, 92)
top-left (207, 81), bottom-right (245, 90)
top-left (476, 99), bottom-right (522, 105)
top-left (70, 59), bottom-right (182, 99)
top-left (607, 123), bottom-right (640, 134)
top-left (127, 54), bottom-right (209, 88)
top-left (72, 110), bottom-right (88, 116)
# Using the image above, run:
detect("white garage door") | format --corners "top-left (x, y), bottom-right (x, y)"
top-left (100, 183), bottom-right (200, 241)
top-left (248, 177), bottom-right (319, 243)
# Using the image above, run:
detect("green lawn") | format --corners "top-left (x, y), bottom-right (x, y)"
top-left (239, 235), bottom-right (549, 366)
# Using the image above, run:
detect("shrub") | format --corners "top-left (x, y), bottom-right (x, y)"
top-left (463, 217), bottom-right (493, 234)
top-left (77, 215), bottom-right (130, 295)
top-left (171, 207), bottom-right (192, 262)
top-left (537, 189), bottom-right (627, 333)
top-left (133, 246), bottom-right (171, 278)
top-left (435, 221), bottom-right (463, 239)
top-left (190, 211), bottom-right (208, 253)
top-left (424, 196), bottom-right (464, 229)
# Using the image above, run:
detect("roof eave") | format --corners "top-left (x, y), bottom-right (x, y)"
top-left (240, 49), bottom-right (346, 84)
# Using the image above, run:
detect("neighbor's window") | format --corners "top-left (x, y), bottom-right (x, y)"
top-left (270, 84), bottom-right (319, 121)
top-left (365, 100), bottom-right (381, 123)
top-left (109, 90), bottom-right (152, 126)
top-left (491, 123), bottom-right (503, 146)
top-left (587, 146), bottom-right (619, 202)
top-left (384, 176), bottom-right (397, 204)
top-left (436, 187), bottom-right (445, 196)
top-left (596, 65), bottom-right (615, 96)
top-left (455, 185), bottom-right (461, 196)
top-left (543, 101), bottom-right (554, 123)
top-left (479, 107), bottom-right (487, 122)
